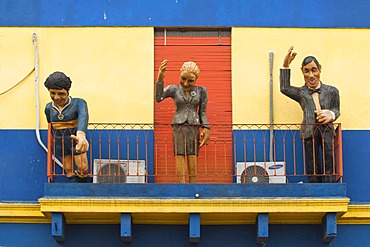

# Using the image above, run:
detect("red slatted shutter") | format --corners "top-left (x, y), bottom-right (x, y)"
top-left (154, 29), bottom-right (232, 183)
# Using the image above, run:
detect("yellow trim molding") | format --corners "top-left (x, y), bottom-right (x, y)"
top-left (338, 204), bottom-right (370, 224)
top-left (7, 199), bottom-right (370, 225)
top-left (39, 197), bottom-right (349, 214)
top-left (0, 203), bottom-right (50, 223)
top-left (37, 197), bottom-right (350, 224)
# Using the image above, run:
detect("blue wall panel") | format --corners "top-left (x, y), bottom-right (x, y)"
top-left (1, 0), bottom-right (370, 27)
top-left (342, 130), bottom-right (370, 203)
top-left (1, 223), bottom-right (370, 247)
top-left (1, 130), bottom-right (369, 201)
top-left (0, 130), bottom-right (47, 201)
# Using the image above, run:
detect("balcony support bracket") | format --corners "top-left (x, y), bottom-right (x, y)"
top-left (322, 212), bottom-right (337, 243)
top-left (51, 212), bottom-right (66, 243)
top-left (121, 213), bottom-right (133, 242)
top-left (256, 213), bottom-right (269, 244)
top-left (189, 213), bottom-right (201, 243)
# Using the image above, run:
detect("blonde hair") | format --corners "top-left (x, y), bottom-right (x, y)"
top-left (180, 61), bottom-right (200, 79)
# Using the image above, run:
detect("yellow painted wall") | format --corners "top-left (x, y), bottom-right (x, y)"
top-left (232, 28), bottom-right (370, 130)
top-left (1, 27), bottom-right (369, 130)
top-left (0, 27), bottom-right (154, 129)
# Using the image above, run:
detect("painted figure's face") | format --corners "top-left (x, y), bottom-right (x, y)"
top-left (49, 89), bottom-right (69, 107)
top-left (301, 61), bottom-right (321, 89)
top-left (180, 71), bottom-right (197, 92)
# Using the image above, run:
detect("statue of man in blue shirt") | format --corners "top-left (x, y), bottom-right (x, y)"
top-left (44, 71), bottom-right (89, 182)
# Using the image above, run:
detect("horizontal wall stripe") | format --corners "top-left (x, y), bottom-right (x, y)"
top-left (2, 224), bottom-right (370, 247)
top-left (1, 129), bottom-right (370, 202)
top-left (0, 203), bottom-right (50, 224)
top-left (0, 27), bottom-right (154, 128)
top-left (39, 197), bottom-right (349, 214)
top-left (339, 205), bottom-right (370, 224)
top-left (1, 1), bottom-right (370, 28)
top-left (3, 202), bottom-right (370, 225)
top-left (1, 27), bottom-right (368, 129)
top-left (232, 28), bottom-right (370, 128)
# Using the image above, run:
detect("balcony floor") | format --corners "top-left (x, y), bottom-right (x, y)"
top-left (38, 183), bottom-right (349, 224)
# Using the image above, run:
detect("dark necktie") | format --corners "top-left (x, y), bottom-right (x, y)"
top-left (309, 87), bottom-right (321, 111)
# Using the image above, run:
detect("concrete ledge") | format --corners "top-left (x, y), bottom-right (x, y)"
top-left (44, 183), bottom-right (347, 198)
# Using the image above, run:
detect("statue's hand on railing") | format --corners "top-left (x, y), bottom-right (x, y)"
top-left (199, 128), bottom-right (210, 148)
top-left (71, 130), bottom-right (89, 153)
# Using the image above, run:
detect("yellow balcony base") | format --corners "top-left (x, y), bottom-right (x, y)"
top-left (7, 198), bottom-right (370, 225)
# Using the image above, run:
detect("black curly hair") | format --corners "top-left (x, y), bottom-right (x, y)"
top-left (44, 71), bottom-right (72, 92)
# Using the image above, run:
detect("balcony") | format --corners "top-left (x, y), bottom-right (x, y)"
top-left (41, 122), bottom-right (347, 243)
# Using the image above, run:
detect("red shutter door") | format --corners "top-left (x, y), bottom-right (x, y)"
top-left (154, 29), bottom-right (232, 183)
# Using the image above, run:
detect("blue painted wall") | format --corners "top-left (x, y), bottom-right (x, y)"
top-left (0, 130), bottom-right (47, 202)
top-left (0, 223), bottom-right (369, 247)
top-left (1, 130), bottom-right (370, 202)
top-left (342, 131), bottom-right (370, 203)
top-left (1, 0), bottom-right (370, 27)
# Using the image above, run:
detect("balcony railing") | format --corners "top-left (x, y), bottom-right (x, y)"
top-left (46, 123), bottom-right (343, 184)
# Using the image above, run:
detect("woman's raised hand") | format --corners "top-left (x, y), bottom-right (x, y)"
top-left (157, 60), bottom-right (168, 81)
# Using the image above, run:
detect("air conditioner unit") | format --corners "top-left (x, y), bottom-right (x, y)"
top-left (235, 162), bottom-right (286, 184)
top-left (93, 159), bottom-right (146, 184)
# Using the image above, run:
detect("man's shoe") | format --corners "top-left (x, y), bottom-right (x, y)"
top-left (78, 177), bottom-right (88, 183)
top-left (75, 170), bottom-right (89, 183)
top-left (68, 176), bottom-right (79, 183)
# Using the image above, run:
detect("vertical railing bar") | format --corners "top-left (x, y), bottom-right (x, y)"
top-left (108, 131), bottom-right (111, 177)
top-left (117, 129), bottom-right (121, 176)
top-left (322, 133), bottom-right (326, 176)
top-left (145, 130), bottom-right (149, 183)
top-left (253, 132), bottom-right (257, 176)
top-left (61, 131), bottom-right (66, 176)
top-left (47, 123), bottom-right (53, 182)
top-left (263, 131), bottom-right (267, 176)
top-left (224, 139), bottom-right (227, 177)
top-left (337, 124), bottom-right (343, 182)
top-left (136, 130), bottom-right (140, 176)
top-left (98, 131), bottom-right (103, 176)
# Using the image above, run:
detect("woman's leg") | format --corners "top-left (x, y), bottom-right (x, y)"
top-left (188, 155), bottom-right (197, 183)
top-left (176, 155), bottom-right (186, 183)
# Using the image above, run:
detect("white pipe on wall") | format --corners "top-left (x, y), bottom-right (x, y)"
top-left (32, 33), bottom-right (63, 168)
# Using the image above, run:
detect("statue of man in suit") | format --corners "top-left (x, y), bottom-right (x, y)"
top-left (280, 46), bottom-right (340, 183)
top-left (156, 60), bottom-right (210, 183)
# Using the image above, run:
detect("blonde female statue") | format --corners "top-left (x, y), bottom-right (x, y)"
top-left (156, 60), bottom-right (210, 183)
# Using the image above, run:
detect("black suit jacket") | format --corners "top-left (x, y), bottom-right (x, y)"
top-left (280, 69), bottom-right (340, 139)
top-left (155, 81), bottom-right (210, 128)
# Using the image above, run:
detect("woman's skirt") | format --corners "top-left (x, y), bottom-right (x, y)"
top-left (172, 124), bottom-right (200, 156)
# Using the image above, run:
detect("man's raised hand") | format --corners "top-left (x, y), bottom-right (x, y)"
top-left (283, 46), bottom-right (297, 68)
